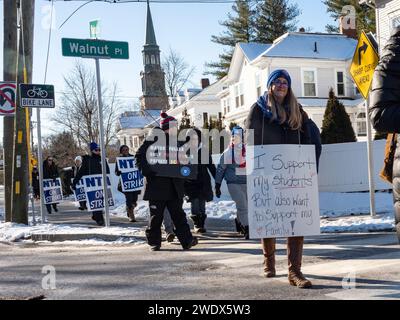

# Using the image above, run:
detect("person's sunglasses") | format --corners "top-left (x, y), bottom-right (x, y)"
top-left (273, 80), bottom-right (289, 88)
top-left (94, 148), bottom-right (100, 152)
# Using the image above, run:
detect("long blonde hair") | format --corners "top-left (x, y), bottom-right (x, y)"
top-left (267, 87), bottom-right (303, 130)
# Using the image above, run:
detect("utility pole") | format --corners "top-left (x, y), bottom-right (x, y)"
top-left (11, 0), bottom-right (35, 224)
top-left (3, 0), bottom-right (17, 222)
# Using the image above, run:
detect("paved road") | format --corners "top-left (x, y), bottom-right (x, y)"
top-left (1, 204), bottom-right (399, 300)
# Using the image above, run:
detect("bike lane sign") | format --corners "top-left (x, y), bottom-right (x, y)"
top-left (19, 84), bottom-right (55, 108)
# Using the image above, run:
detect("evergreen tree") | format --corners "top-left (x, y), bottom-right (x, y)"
top-left (179, 108), bottom-right (193, 131)
top-left (321, 88), bottom-right (357, 144)
top-left (254, 0), bottom-right (300, 43)
top-left (205, 0), bottom-right (255, 79)
top-left (323, 0), bottom-right (375, 35)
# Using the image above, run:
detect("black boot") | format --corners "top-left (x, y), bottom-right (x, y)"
top-left (242, 226), bottom-right (249, 240)
top-left (234, 218), bottom-right (243, 234)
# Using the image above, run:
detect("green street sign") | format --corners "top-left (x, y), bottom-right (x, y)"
top-left (61, 38), bottom-right (129, 59)
top-left (90, 20), bottom-right (100, 39)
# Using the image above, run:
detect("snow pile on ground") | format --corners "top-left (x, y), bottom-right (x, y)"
top-left (320, 192), bottom-right (393, 218)
top-left (0, 222), bottom-right (143, 243)
top-left (321, 211), bottom-right (395, 233)
top-left (111, 195), bottom-right (237, 221)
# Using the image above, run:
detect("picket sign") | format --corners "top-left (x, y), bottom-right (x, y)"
top-left (116, 157), bottom-right (144, 192)
top-left (82, 174), bottom-right (114, 212)
top-left (73, 178), bottom-right (86, 202)
top-left (246, 145), bottom-right (320, 239)
top-left (43, 178), bottom-right (63, 205)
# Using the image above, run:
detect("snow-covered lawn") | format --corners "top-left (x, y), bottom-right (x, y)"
top-left (0, 192), bottom-right (396, 243)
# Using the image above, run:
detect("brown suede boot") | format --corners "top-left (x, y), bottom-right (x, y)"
top-left (287, 237), bottom-right (312, 288)
top-left (262, 238), bottom-right (276, 278)
top-left (127, 206), bottom-right (136, 222)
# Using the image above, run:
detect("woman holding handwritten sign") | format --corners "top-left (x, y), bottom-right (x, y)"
top-left (246, 69), bottom-right (313, 288)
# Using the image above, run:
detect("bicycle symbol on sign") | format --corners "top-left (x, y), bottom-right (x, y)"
top-left (27, 87), bottom-right (48, 98)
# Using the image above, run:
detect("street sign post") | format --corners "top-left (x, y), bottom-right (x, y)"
top-left (62, 36), bottom-right (130, 227)
top-left (350, 31), bottom-right (380, 218)
top-left (19, 84), bottom-right (55, 108)
top-left (0, 82), bottom-right (16, 116)
top-left (61, 38), bottom-right (129, 59)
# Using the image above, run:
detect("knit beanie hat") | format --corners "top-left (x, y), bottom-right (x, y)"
top-left (89, 142), bottom-right (99, 151)
top-left (267, 69), bottom-right (292, 89)
top-left (160, 112), bottom-right (177, 131)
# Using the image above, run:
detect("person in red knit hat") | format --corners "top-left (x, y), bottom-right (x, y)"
top-left (135, 112), bottom-right (198, 251)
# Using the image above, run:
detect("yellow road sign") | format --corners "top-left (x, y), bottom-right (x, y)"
top-left (350, 31), bottom-right (379, 99)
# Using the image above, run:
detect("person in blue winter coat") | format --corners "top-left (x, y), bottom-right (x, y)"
top-left (215, 126), bottom-right (249, 239)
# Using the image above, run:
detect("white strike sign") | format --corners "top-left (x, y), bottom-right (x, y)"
top-left (43, 178), bottom-right (63, 205)
top-left (247, 145), bottom-right (320, 238)
top-left (83, 174), bottom-right (114, 212)
top-left (116, 157), bottom-right (144, 192)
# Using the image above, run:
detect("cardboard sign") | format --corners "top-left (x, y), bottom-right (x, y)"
top-left (73, 178), bottom-right (86, 202)
top-left (43, 178), bottom-right (63, 205)
top-left (82, 174), bottom-right (114, 211)
top-left (247, 145), bottom-right (320, 238)
top-left (116, 157), bottom-right (144, 192)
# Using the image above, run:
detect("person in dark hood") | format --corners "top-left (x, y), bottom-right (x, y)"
top-left (42, 156), bottom-right (60, 214)
top-left (369, 27), bottom-right (400, 243)
top-left (72, 142), bottom-right (110, 226)
top-left (115, 144), bottom-right (141, 222)
top-left (135, 113), bottom-right (198, 251)
top-left (32, 166), bottom-right (40, 200)
top-left (246, 69), bottom-right (313, 289)
top-left (184, 128), bottom-right (216, 233)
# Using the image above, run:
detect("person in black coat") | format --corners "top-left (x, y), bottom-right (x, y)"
top-left (42, 156), bottom-right (60, 214)
top-left (369, 27), bottom-right (400, 242)
top-left (32, 166), bottom-right (40, 200)
top-left (135, 113), bottom-right (198, 251)
top-left (115, 144), bottom-right (141, 222)
top-left (246, 69), bottom-right (313, 289)
top-left (73, 156), bottom-right (87, 211)
top-left (184, 128), bottom-right (216, 233)
top-left (72, 142), bottom-right (110, 226)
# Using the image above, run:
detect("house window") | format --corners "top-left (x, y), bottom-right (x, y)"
top-left (234, 83), bottom-right (244, 108)
top-left (129, 137), bottom-right (134, 149)
top-left (151, 55), bottom-right (156, 64)
top-left (134, 137), bottom-right (139, 149)
top-left (123, 137), bottom-right (127, 146)
top-left (354, 84), bottom-right (361, 96)
top-left (391, 14), bottom-right (400, 30)
top-left (336, 71), bottom-right (345, 96)
top-left (302, 69), bottom-right (317, 97)
top-left (145, 55), bottom-right (150, 65)
top-left (356, 112), bottom-right (367, 137)
top-left (203, 112), bottom-right (208, 126)
top-left (222, 98), bottom-right (230, 114)
top-left (255, 72), bottom-right (262, 97)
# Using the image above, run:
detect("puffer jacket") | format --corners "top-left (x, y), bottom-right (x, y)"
top-left (369, 27), bottom-right (400, 240)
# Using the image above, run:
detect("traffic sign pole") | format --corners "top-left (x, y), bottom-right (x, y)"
top-left (37, 107), bottom-right (45, 223)
top-left (350, 31), bottom-right (379, 218)
top-left (95, 57), bottom-right (110, 227)
top-left (365, 95), bottom-right (376, 217)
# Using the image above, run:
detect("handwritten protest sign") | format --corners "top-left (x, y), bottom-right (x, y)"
top-left (116, 157), bottom-right (144, 192)
top-left (43, 178), bottom-right (63, 205)
top-left (83, 174), bottom-right (114, 211)
top-left (247, 145), bottom-right (320, 238)
top-left (72, 178), bottom-right (86, 202)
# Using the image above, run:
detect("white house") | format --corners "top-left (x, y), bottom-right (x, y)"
top-left (364, 0), bottom-right (400, 50)
top-left (218, 31), bottom-right (369, 140)
top-left (165, 79), bottom-right (225, 128)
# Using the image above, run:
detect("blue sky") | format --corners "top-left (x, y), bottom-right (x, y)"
top-left (0, 0), bottom-right (336, 139)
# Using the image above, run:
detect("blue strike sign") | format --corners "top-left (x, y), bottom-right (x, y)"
top-left (116, 157), bottom-right (144, 192)
top-left (83, 174), bottom-right (114, 212)
top-left (43, 178), bottom-right (63, 204)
